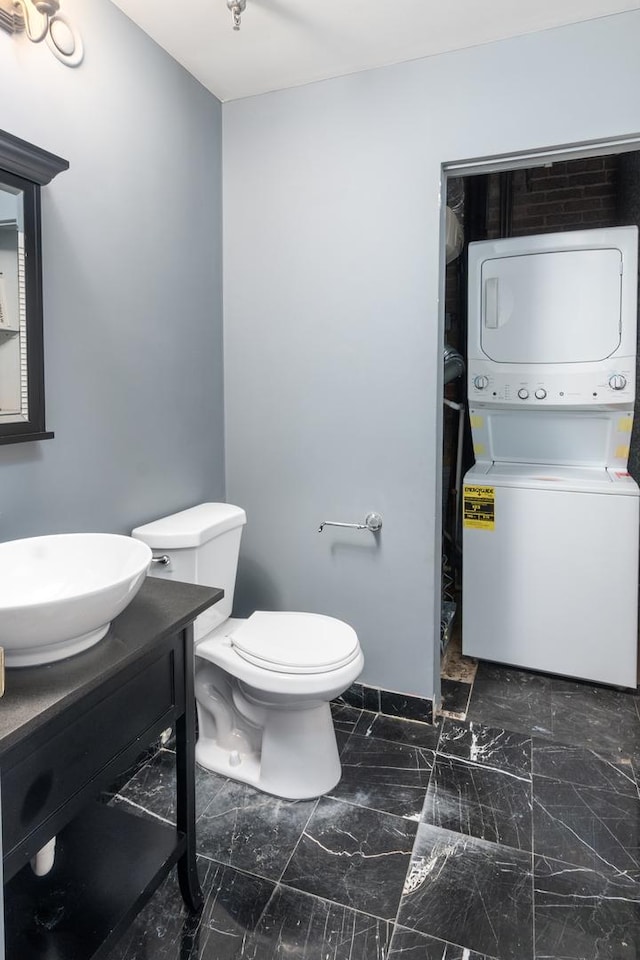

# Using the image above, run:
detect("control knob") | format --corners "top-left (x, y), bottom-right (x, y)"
top-left (609, 374), bottom-right (627, 391)
top-left (473, 375), bottom-right (489, 390)
top-left (517, 388), bottom-right (529, 400)
top-left (535, 388), bottom-right (547, 400)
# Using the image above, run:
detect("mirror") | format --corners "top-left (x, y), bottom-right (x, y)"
top-left (0, 130), bottom-right (68, 445)
top-left (0, 182), bottom-right (26, 424)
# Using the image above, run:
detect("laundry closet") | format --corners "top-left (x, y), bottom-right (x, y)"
top-left (440, 154), bottom-right (640, 694)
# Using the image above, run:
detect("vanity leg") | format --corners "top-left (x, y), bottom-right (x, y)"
top-left (176, 624), bottom-right (204, 913)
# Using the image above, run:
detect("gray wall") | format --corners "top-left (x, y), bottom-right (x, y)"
top-left (0, 0), bottom-right (224, 539)
top-left (223, 11), bottom-right (640, 699)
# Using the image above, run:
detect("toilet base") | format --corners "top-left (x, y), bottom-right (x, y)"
top-left (195, 698), bottom-right (342, 800)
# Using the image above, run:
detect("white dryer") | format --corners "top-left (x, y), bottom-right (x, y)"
top-left (462, 226), bottom-right (639, 687)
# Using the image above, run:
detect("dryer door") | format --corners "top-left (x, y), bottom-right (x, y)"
top-left (480, 248), bottom-right (622, 364)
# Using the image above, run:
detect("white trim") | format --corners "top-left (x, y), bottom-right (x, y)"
top-left (435, 133), bottom-right (640, 707)
top-left (444, 132), bottom-right (640, 177)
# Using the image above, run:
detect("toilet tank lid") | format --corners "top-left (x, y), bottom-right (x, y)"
top-left (132, 503), bottom-right (247, 548)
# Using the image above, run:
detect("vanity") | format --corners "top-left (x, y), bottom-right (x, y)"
top-left (0, 576), bottom-right (222, 959)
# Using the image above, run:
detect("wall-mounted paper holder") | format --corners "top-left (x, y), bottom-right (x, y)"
top-left (318, 512), bottom-right (383, 533)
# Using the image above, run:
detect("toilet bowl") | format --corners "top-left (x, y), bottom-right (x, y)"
top-left (132, 504), bottom-right (363, 800)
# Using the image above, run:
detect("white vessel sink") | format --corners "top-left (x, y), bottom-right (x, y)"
top-left (0, 533), bottom-right (152, 667)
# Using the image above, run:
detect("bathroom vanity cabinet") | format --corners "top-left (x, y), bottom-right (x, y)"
top-left (0, 577), bottom-right (223, 959)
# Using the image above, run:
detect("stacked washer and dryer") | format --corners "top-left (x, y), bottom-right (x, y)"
top-left (462, 226), bottom-right (639, 688)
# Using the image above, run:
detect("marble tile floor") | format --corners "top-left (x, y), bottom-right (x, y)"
top-left (439, 629), bottom-right (477, 721)
top-left (439, 678), bottom-right (473, 720)
top-left (106, 667), bottom-right (640, 960)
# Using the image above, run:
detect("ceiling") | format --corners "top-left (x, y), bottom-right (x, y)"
top-left (110, 0), bottom-right (640, 102)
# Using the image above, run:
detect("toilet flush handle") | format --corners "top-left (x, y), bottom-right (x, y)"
top-left (318, 512), bottom-right (383, 533)
top-left (151, 554), bottom-right (171, 566)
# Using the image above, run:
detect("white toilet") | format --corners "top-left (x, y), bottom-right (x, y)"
top-left (132, 503), bottom-right (363, 800)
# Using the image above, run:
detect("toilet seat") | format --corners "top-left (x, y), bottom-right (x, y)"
top-left (230, 611), bottom-right (359, 675)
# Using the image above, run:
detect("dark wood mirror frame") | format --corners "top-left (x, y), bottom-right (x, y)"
top-left (0, 129), bottom-right (68, 445)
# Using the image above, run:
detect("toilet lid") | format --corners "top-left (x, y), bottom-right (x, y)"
top-left (231, 611), bottom-right (360, 674)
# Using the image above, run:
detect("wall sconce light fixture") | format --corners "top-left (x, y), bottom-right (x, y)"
top-left (0, 0), bottom-right (83, 66)
top-left (226, 0), bottom-right (247, 31)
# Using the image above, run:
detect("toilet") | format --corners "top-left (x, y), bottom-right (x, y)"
top-left (132, 503), bottom-right (363, 800)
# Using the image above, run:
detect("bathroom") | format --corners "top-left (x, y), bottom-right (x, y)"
top-left (1, 1), bottom-right (640, 957)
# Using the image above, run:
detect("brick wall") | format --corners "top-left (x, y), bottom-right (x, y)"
top-left (487, 156), bottom-right (618, 238)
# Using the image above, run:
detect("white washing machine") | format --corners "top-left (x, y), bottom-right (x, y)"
top-left (462, 226), bottom-right (639, 687)
top-left (463, 462), bottom-right (638, 686)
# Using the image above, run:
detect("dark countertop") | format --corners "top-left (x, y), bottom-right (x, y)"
top-left (0, 577), bottom-right (223, 758)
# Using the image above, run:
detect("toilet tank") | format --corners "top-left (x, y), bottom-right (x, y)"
top-left (132, 503), bottom-right (247, 641)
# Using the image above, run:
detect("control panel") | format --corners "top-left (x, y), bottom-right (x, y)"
top-left (468, 362), bottom-right (635, 407)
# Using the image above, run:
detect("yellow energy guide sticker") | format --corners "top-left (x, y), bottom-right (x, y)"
top-left (463, 485), bottom-right (495, 530)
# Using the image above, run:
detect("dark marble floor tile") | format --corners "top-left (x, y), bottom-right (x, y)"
top-left (546, 684), bottom-right (640, 759)
top-left (532, 777), bottom-right (640, 879)
top-left (438, 718), bottom-right (531, 778)
top-left (380, 690), bottom-right (433, 724)
top-left (109, 749), bottom-right (177, 823)
top-left (467, 664), bottom-right (556, 739)
top-left (468, 663), bottom-right (640, 757)
top-left (354, 710), bottom-right (441, 750)
top-left (108, 860), bottom-right (391, 960)
top-left (389, 926), bottom-right (495, 959)
top-left (360, 685), bottom-right (381, 713)
top-left (534, 854), bottom-right (640, 959)
top-left (422, 755), bottom-right (532, 851)
top-left (336, 683), bottom-right (380, 713)
top-left (106, 855), bottom-right (276, 960)
top-left (440, 679), bottom-right (472, 718)
top-left (397, 823), bottom-right (533, 960)
top-left (196, 766), bottom-right (234, 819)
top-left (196, 779), bottom-right (317, 881)
top-left (254, 884), bottom-right (392, 960)
top-left (336, 730), bottom-right (350, 756)
top-left (532, 739), bottom-right (639, 798)
top-left (112, 748), bottom-right (227, 823)
top-left (281, 797), bottom-right (417, 920)
top-left (331, 702), bottom-right (363, 734)
top-left (330, 734), bottom-right (434, 820)
top-left (103, 742), bottom-right (162, 801)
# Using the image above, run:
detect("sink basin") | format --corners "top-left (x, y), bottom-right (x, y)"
top-left (0, 533), bottom-right (152, 667)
